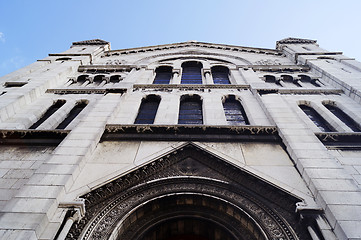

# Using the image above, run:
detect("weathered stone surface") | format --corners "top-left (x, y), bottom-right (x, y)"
top-left (0, 38), bottom-right (360, 240)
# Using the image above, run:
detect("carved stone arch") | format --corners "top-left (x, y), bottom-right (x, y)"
top-left (66, 143), bottom-right (311, 240)
top-left (134, 51), bottom-right (252, 66)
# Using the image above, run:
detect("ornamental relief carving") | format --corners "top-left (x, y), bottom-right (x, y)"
top-left (66, 144), bottom-right (310, 240)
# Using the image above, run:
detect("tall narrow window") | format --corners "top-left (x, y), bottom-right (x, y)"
top-left (29, 100), bottom-right (66, 129)
top-left (181, 61), bottom-right (202, 84)
top-left (178, 95), bottom-right (203, 124)
top-left (223, 96), bottom-right (249, 125)
top-left (299, 105), bottom-right (335, 132)
top-left (134, 95), bottom-right (160, 124)
top-left (324, 103), bottom-right (361, 132)
top-left (153, 66), bottom-right (172, 84)
top-left (56, 101), bottom-right (87, 129)
top-left (212, 66), bottom-right (230, 84)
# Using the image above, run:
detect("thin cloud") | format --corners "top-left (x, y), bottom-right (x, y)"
top-left (0, 32), bottom-right (5, 43)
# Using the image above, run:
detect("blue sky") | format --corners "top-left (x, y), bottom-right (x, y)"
top-left (1, 0), bottom-right (361, 77)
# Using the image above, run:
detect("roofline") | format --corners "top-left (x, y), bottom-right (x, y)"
top-left (104, 41), bottom-right (281, 56)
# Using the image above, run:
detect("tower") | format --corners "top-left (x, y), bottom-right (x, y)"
top-left (0, 38), bottom-right (360, 239)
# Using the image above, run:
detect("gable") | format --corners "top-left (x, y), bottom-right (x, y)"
top-left (67, 143), bottom-right (310, 240)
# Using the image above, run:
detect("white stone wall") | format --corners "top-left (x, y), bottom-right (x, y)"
top-left (0, 39), bottom-right (360, 239)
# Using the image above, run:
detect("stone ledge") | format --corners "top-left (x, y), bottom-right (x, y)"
top-left (0, 129), bottom-right (69, 146)
top-left (102, 124), bottom-right (280, 142)
top-left (315, 132), bottom-right (361, 150)
top-left (46, 88), bottom-right (127, 94)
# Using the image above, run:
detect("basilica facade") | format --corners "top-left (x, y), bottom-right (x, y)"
top-left (0, 38), bottom-right (360, 240)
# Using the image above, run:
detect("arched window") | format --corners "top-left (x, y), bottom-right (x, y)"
top-left (211, 66), bottom-right (230, 84)
top-left (110, 75), bottom-right (122, 83)
top-left (299, 104), bottom-right (335, 132)
top-left (93, 75), bottom-right (106, 86)
top-left (153, 66), bottom-right (172, 84)
top-left (299, 75), bottom-right (321, 87)
top-left (134, 95), bottom-right (161, 124)
top-left (223, 96), bottom-right (249, 125)
top-left (323, 103), bottom-right (361, 132)
top-left (77, 75), bottom-right (90, 86)
top-left (181, 61), bottom-right (202, 84)
top-left (29, 100), bottom-right (66, 129)
top-left (56, 101), bottom-right (88, 129)
top-left (281, 75), bottom-right (301, 87)
top-left (178, 95), bottom-right (203, 124)
top-left (264, 75), bottom-right (281, 86)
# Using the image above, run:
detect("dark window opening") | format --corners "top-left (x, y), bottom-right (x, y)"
top-left (110, 75), bottom-right (122, 83)
top-left (4, 82), bottom-right (27, 88)
top-left (281, 75), bottom-right (301, 87)
top-left (77, 75), bottom-right (89, 85)
top-left (181, 61), bottom-right (203, 84)
top-left (299, 75), bottom-right (321, 87)
top-left (134, 95), bottom-right (161, 124)
top-left (223, 96), bottom-right (249, 125)
top-left (264, 75), bottom-right (281, 86)
top-left (178, 96), bottom-right (203, 124)
top-left (300, 105), bottom-right (335, 132)
top-left (29, 100), bottom-right (66, 129)
top-left (153, 66), bottom-right (172, 84)
top-left (56, 57), bottom-right (72, 61)
top-left (324, 104), bottom-right (361, 132)
top-left (93, 75), bottom-right (106, 86)
top-left (56, 101), bottom-right (87, 129)
top-left (211, 66), bottom-right (230, 84)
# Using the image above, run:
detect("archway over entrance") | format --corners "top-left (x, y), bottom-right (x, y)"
top-left (67, 143), bottom-right (312, 240)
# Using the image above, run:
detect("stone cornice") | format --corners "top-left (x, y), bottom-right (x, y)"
top-left (0, 129), bottom-right (69, 145)
top-left (72, 39), bottom-right (109, 46)
top-left (242, 65), bottom-right (310, 72)
top-left (102, 124), bottom-right (279, 142)
top-left (315, 132), bottom-right (361, 150)
top-left (78, 64), bottom-right (144, 72)
top-left (257, 88), bottom-right (343, 95)
top-left (133, 84), bottom-right (250, 91)
top-left (276, 38), bottom-right (317, 49)
top-left (103, 41), bottom-right (282, 57)
top-left (46, 88), bottom-right (127, 94)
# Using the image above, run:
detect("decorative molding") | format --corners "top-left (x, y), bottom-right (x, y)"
top-left (256, 88), bottom-right (343, 95)
top-left (46, 88), bottom-right (127, 94)
top-left (246, 64), bottom-right (310, 72)
top-left (67, 143), bottom-right (310, 240)
top-left (72, 39), bottom-right (109, 46)
top-left (102, 124), bottom-right (280, 142)
top-left (316, 132), bottom-right (361, 150)
top-left (276, 38), bottom-right (317, 47)
top-left (132, 84), bottom-right (250, 91)
top-left (78, 64), bottom-right (143, 72)
top-left (103, 41), bottom-right (282, 58)
top-left (0, 129), bottom-right (69, 145)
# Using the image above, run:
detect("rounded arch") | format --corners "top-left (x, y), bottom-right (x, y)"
top-left (66, 144), bottom-right (310, 240)
top-left (109, 191), bottom-right (267, 240)
top-left (93, 75), bottom-right (106, 84)
top-left (134, 51), bottom-right (252, 66)
top-left (76, 74), bottom-right (89, 84)
top-left (110, 75), bottom-right (122, 83)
